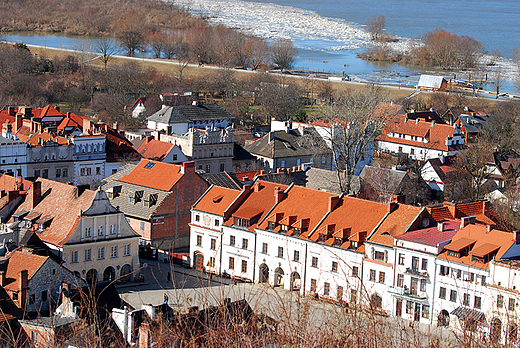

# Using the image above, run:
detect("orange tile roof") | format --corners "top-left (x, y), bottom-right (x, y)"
top-left (369, 205), bottom-right (423, 246)
top-left (36, 105), bottom-right (62, 117)
top-left (193, 186), bottom-right (242, 216)
top-left (378, 114), bottom-right (461, 152)
top-left (2, 250), bottom-right (48, 292)
top-left (119, 160), bottom-right (184, 191)
top-left (15, 125), bottom-right (34, 142)
top-left (0, 174), bottom-right (31, 192)
top-left (11, 178), bottom-right (95, 246)
top-left (26, 133), bottom-right (71, 146)
top-left (136, 139), bottom-right (175, 161)
top-left (438, 224), bottom-right (514, 269)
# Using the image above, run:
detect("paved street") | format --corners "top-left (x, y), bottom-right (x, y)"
top-left (116, 259), bottom-right (463, 347)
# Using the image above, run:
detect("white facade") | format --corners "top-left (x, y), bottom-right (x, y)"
top-left (363, 242), bottom-right (396, 313)
top-left (0, 136), bottom-right (27, 178)
top-left (71, 136), bottom-right (106, 187)
top-left (189, 210), bottom-right (225, 274)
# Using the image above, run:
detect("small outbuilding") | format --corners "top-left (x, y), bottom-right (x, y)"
top-left (417, 75), bottom-right (448, 91)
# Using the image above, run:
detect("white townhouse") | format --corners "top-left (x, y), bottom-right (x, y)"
top-left (392, 220), bottom-right (461, 325)
top-left (433, 219), bottom-right (513, 335)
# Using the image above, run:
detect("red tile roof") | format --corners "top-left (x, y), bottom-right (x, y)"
top-left (395, 219), bottom-right (460, 246)
top-left (26, 133), bottom-right (71, 146)
top-left (11, 178), bottom-right (95, 246)
top-left (378, 114), bottom-right (461, 152)
top-left (193, 186), bottom-right (242, 216)
top-left (0, 174), bottom-right (31, 192)
top-left (369, 205), bottom-right (423, 246)
top-left (438, 224), bottom-right (514, 269)
top-left (136, 139), bottom-right (175, 161)
top-left (2, 250), bottom-right (48, 292)
top-left (119, 160), bottom-right (184, 191)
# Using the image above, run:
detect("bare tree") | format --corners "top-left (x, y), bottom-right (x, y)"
top-left (270, 38), bottom-right (297, 72)
top-left (244, 37), bottom-right (269, 70)
top-left (316, 86), bottom-right (390, 194)
top-left (95, 38), bottom-right (119, 70)
top-left (113, 11), bottom-right (146, 56)
top-left (366, 15), bottom-right (385, 41)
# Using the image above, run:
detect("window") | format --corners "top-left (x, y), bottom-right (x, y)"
top-left (310, 279), bottom-right (317, 292)
top-left (42, 291), bottom-right (47, 301)
top-left (111, 245), bottom-right (118, 258)
top-left (422, 304), bottom-right (430, 319)
top-left (450, 290), bottom-right (457, 302)
top-left (369, 269), bottom-right (376, 282)
top-left (397, 274), bottom-right (404, 288)
top-left (208, 257), bottom-right (215, 267)
top-left (412, 257), bottom-right (419, 271)
top-left (406, 301), bottom-right (413, 314)
top-left (374, 251), bottom-right (385, 261)
top-left (379, 271), bottom-right (385, 284)
top-left (140, 221), bottom-right (145, 231)
top-left (410, 148), bottom-right (415, 155)
top-left (195, 215), bottom-right (200, 222)
top-left (352, 266), bottom-right (358, 277)
top-left (474, 296), bottom-right (482, 309)
top-left (278, 246), bottom-right (284, 258)
top-left (31, 331), bottom-right (38, 345)
top-left (110, 224), bottom-right (116, 235)
top-left (205, 164), bottom-right (211, 172)
top-left (56, 168), bottom-right (61, 178)
top-left (124, 244), bottom-right (131, 256)
top-left (498, 295), bottom-right (504, 308)
top-left (12, 292), bottom-right (18, 301)
top-left (398, 146), bottom-right (403, 153)
top-left (332, 261), bottom-right (338, 273)
top-left (509, 298), bottom-right (516, 311)
top-left (262, 243), bottom-right (268, 254)
top-left (439, 265), bottom-right (449, 276)
top-left (294, 250), bottom-right (300, 262)
top-left (463, 293), bottom-right (470, 306)
top-left (324, 282), bottom-right (330, 296)
top-left (421, 258), bottom-right (428, 270)
top-left (98, 225), bottom-right (104, 236)
top-left (42, 169), bottom-right (48, 178)
top-left (241, 260), bottom-right (247, 273)
top-left (220, 163), bottom-right (225, 172)
top-left (242, 238), bottom-right (248, 250)
top-left (210, 238), bottom-right (216, 250)
top-left (98, 247), bottom-right (105, 260)
top-left (196, 235), bottom-right (202, 246)
top-left (34, 169), bottom-right (40, 178)
top-left (71, 250), bottom-right (78, 263)
top-left (337, 286), bottom-right (343, 301)
top-left (96, 167), bottom-right (101, 175)
top-left (230, 236), bottom-right (235, 246)
top-left (84, 249), bottom-right (92, 261)
top-left (439, 287), bottom-right (446, 299)
top-left (229, 257), bottom-right (235, 270)
top-left (420, 278), bottom-right (426, 292)
top-left (62, 168), bottom-right (68, 177)
top-left (351, 289), bottom-right (357, 304)
top-left (281, 160), bottom-right (286, 168)
top-left (312, 257), bottom-right (318, 268)
top-left (398, 253), bottom-right (405, 265)
top-left (214, 219), bottom-right (220, 227)
top-left (85, 227), bottom-right (92, 238)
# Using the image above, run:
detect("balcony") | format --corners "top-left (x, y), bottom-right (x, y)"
top-left (405, 268), bottom-right (429, 278)
top-left (388, 286), bottom-right (428, 300)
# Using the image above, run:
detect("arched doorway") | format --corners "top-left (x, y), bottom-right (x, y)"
top-left (290, 271), bottom-right (301, 291)
top-left (103, 266), bottom-right (115, 282)
top-left (86, 269), bottom-right (98, 285)
top-left (370, 293), bottom-right (382, 309)
top-left (194, 251), bottom-right (204, 271)
top-left (120, 264), bottom-right (132, 282)
top-left (274, 267), bottom-right (284, 287)
top-left (509, 322), bottom-right (518, 343)
top-left (437, 309), bottom-right (450, 327)
top-left (491, 317), bottom-right (502, 343)
top-left (259, 263), bottom-right (269, 283)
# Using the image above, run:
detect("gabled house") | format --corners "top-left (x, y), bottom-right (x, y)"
top-left (102, 160), bottom-right (209, 251)
top-left (450, 108), bottom-right (489, 142)
top-left (486, 149), bottom-right (520, 189)
top-left (136, 138), bottom-right (187, 164)
top-left (377, 113), bottom-right (465, 161)
top-left (131, 96), bottom-right (162, 119)
top-left (5, 179), bottom-right (141, 284)
top-left (421, 155), bottom-right (458, 192)
top-left (417, 75), bottom-right (448, 91)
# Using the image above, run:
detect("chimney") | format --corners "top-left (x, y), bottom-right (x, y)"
top-left (274, 187), bottom-right (285, 204)
top-left (487, 225), bottom-right (493, 233)
top-left (0, 271), bottom-right (5, 287)
top-left (387, 201), bottom-right (398, 214)
top-left (482, 201), bottom-right (490, 214)
top-left (444, 201), bottom-right (456, 218)
top-left (515, 231), bottom-right (520, 245)
top-left (7, 106), bottom-right (15, 116)
top-left (14, 114), bottom-right (21, 132)
top-left (19, 270), bottom-right (28, 313)
top-left (460, 216), bottom-right (475, 229)
top-left (32, 181), bottom-right (42, 209)
top-left (8, 190), bottom-right (19, 202)
top-left (180, 161), bottom-right (195, 174)
top-left (113, 121), bottom-right (119, 130)
top-left (254, 182), bottom-right (263, 192)
top-left (82, 118), bottom-right (91, 134)
top-left (328, 196), bottom-right (340, 212)
top-left (437, 221), bottom-right (444, 232)
top-left (138, 323), bottom-right (151, 348)
top-left (391, 195), bottom-right (405, 204)
top-left (66, 112), bottom-right (71, 118)
top-left (55, 106), bottom-right (60, 112)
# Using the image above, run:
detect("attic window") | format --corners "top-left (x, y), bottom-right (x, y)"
top-left (144, 162), bottom-right (155, 169)
top-left (141, 149), bottom-right (146, 154)
top-left (268, 222), bottom-right (277, 230)
top-left (234, 217), bottom-right (250, 228)
top-left (213, 195), bottom-right (223, 203)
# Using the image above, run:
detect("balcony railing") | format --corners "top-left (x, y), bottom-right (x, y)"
top-left (388, 286), bottom-right (428, 300)
top-left (405, 268), bottom-right (429, 278)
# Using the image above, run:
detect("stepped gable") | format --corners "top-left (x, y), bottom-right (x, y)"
top-left (119, 160), bottom-right (184, 191)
